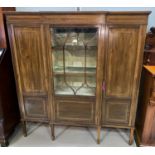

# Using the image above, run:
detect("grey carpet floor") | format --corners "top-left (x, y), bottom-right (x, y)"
top-left (9, 123), bottom-right (136, 147)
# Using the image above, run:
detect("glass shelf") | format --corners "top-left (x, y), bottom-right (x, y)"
top-left (53, 66), bottom-right (96, 75)
top-left (51, 27), bottom-right (98, 96)
top-left (52, 45), bottom-right (97, 50)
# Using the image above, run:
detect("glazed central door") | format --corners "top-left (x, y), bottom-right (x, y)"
top-left (50, 27), bottom-right (99, 124)
top-left (102, 26), bottom-right (139, 126)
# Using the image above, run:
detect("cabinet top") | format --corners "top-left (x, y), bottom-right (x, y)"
top-left (5, 11), bottom-right (151, 25)
top-left (144, 65), bottom-right (155, 76)
top-left (4, 11), bottom-right (151, 15)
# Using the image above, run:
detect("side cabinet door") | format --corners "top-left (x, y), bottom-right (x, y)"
top-left (9, 25), bottom-right (49, 120)
top-left (102, 26), bottom-right (139, 125)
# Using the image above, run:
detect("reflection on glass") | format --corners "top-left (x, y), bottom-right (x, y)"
top-left (51, 27), bottom-right (98, 96)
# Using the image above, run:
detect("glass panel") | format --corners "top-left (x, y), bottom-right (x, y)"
top-left (51, 27), bottom-right (98, 96)
top-left (54, 75), bottom-right (96, 96)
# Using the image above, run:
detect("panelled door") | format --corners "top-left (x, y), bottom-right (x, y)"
top-left (102, 25), bottom-right (139, 126)
top-left (9, 24), bottom-right (49, 121)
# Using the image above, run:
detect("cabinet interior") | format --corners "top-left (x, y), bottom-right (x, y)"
top-left (51, 27), bottom-right (98, 96)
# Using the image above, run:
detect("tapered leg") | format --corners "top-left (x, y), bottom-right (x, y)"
top-left (51, 124), bottom-right (55, 141)
top-left (97, 126), bottom-right (101, 144)
top-left (22, 121), bottom-right (27, 137)
top-left (129, 128), bottom-right (134, 145)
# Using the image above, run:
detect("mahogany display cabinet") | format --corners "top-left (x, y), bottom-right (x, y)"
top-left (6, 11), bottom-right (150, 145)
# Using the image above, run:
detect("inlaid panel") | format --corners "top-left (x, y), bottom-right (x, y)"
top-left (55, 97), bottom-right (95, 123)
top-left (24, 97), bottom-right (48, 118)
top-left (105, 26), bottom-right (139, 98)
top-left (14, 26), bottom-right (46, 93)
top-left (103, 99), bottom-right (130, 124)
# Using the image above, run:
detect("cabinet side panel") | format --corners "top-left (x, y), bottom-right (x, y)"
top-left (129, 25), bottom-right (147, 126)
top-left (142, 105), bottom-right (155, 145)
top-left (136, 70), bottom-right (152, 142)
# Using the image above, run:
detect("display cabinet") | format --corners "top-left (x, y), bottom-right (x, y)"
top-left (6, 11), bottom-right (150, 145)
